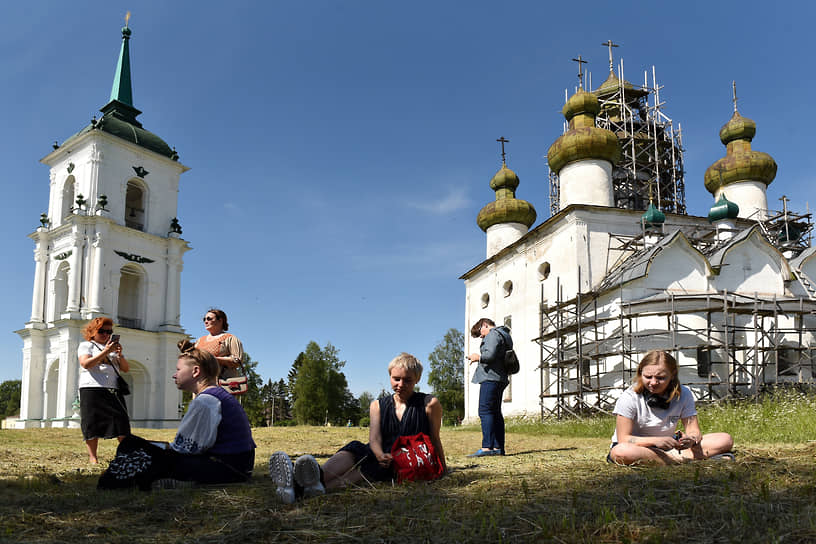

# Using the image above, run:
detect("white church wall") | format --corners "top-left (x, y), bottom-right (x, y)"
top-left (717, 182), bottom-right (769, 221)
top-left (713, 234), bottom-right (788, 296)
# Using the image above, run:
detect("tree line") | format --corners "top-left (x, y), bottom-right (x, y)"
top-left (0, 328), bottom-right (465, 427)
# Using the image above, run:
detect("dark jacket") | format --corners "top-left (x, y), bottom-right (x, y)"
top-left (471, 326), bottom-right (512, 384)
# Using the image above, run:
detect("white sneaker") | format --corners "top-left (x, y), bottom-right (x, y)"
top-left (269, 451), bottom-right (295, 504)
top-left (294, 455), bottom-right (325, 498)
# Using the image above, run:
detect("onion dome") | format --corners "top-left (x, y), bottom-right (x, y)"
top-left (642, 201), bottom-right (666, 227)
top-left (547, 89), bottom-right (621, 174)
top-left (707, 194), bottom-right (740, 223)
top-left (476, 163), bottom-right (537, 232)
top-left (593, 70), bottom-right (648, 100)
top-left (704, 111), bottom-right (776, 194)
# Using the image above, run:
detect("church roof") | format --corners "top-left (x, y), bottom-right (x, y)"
top-left (597, 230), bottom-right (694, 291)
top-left (59, 24), bottom-right (177, 161)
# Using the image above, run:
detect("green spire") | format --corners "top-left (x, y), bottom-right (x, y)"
top-left (109, 23), bottom-right (134, 106)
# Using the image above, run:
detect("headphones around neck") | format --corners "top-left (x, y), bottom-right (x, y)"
top-left (643, 390), bottom-right (672, 410)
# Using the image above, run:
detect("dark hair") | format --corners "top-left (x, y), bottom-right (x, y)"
top-left (178, 347), bottom-right (220, 382)
top-left (632, 350), bottom-right (681, 401)
top-left (470, 318), bottom-right (495, 338)
top-left (205, 308), bottom-right (229, 331)
top-left (82, 316), bottom-right (114, 341)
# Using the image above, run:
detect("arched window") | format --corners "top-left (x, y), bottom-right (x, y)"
top-left (118, 264), bottom-right (145, 329)
top-left (53, 261), bottom-right (70, 320)
top-left (60, 176), bottom-right (76, 222)
top-left (125, 180), bottom-right (147, 231)
top-left (538, 262), bottom-right (551, 281)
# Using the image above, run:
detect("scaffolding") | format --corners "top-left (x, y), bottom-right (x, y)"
top-left (549, 61), bottom-right (686, 218)
top-left (535, 218), bottom-right (816, 420)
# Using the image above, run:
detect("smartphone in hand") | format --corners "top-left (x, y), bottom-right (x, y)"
top-left (111, 334), bottom-right (120, 343)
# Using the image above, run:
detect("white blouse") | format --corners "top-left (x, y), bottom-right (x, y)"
top-left (170, 388), bottom-right (223, 454)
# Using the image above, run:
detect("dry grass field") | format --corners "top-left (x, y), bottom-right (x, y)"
top-left (1, 421), bottom-right (816, 543)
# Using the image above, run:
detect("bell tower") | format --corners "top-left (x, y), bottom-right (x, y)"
top-left (16, 19), bottom-right (190, 429)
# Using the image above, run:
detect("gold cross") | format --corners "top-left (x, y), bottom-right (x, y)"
top-left (497, 137), bottom-right (510, 164)
top-left (601, 40), bottom-right (620, 73)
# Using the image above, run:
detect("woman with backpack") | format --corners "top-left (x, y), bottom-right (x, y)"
top-left (467, 318), bottom-right (512, 457)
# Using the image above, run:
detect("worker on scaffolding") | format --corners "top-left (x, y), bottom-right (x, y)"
top-left (607, 350), bottom-right (734, 465)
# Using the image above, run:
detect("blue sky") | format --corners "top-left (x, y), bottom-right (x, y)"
top-left (1, 1), bottom-right (814, 397)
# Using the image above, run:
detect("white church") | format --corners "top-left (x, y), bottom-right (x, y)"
top-left (462, 54), bottom-right (816, 420)
top-left (14, 23), bottom-right (190, 429)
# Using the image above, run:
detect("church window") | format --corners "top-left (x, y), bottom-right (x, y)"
top-left (696, 346), bottom-right (711, 378)
top-left (480, 293), bottom-right (490, 309)
top-left (777, 348), bottom-right (798, 377)
top-left (503, 316), bottom-right (512, 329)
top-left (53, 261), bottom-right (69, 319)
top-left (538, 262), bottom-right (551, 281)
top-left (502, 281), bottom-right (513, 297)
top-left (61, 176), bottom-right (76, 221)
top-left (117, 264), bottom-right (145, 329)
top-left (125, 180), bottom-right (147, 231)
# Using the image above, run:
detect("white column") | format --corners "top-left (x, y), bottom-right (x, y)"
top-left (88, 231), bottom-right (104, 313)
top-left (162, 242), bottom-right (183, 328)
top-left (29, 237), bottom-right (48, 323)
top-left (66, 232), bottom-right (85, 313)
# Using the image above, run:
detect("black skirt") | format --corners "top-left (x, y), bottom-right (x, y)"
top-left (79, 387), bottom-right (130, 441)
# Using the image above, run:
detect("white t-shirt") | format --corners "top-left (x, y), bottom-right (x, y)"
top-left (77, 340), bottom-right (119, 389)
top-left (611, 385), bottom-right (697, 443)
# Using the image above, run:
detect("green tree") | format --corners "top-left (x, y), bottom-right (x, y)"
top-left (427, 328), bottom-right (465, 425)
top-left (0, 380), bottom-right (21, 419)
top-left (260, 378), bottom-right (291, 426)
top-left (357, 391), bottom-right (374, 427)
top-left (238, 352), bottom-right (265, 426)
top-left (290, 341), bottom-right (355, 425)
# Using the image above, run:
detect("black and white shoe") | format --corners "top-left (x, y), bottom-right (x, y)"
top-left (294, 455), bottom-right (325, 498)
top-left (269, 451), bottom-right (296, 504)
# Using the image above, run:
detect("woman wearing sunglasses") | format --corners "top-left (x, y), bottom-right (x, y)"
top-left (77, 316), bottom-right (130, 464)
top-left (195, 308), bottom-right (244, 382)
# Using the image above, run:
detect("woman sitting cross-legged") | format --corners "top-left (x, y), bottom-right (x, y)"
top-left (98, 342), bottom-right (256, 490)
top-left (269, 353), bottom-right (447, 503)
top-left (608, 350), bottom-right (734, 466)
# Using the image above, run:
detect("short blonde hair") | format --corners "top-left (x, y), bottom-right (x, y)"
top-left (387, 353), bottom-right (423, 381)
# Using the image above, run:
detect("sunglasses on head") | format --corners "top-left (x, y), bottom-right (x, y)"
top-left (98, 329), bottom-right (113, 335)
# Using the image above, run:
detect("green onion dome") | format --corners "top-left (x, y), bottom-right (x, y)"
top-left (707, 193), bottom-right (740, 223)
top-left (642, 201), bottom-right (666, 227)
top-left (476, 163), bottom-right (537, 232)
top-left (547, 89), bottom-right (621, 175)
top-left (704, 111), bottom-right (777, 194)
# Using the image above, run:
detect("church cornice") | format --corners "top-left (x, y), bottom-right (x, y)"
top-left (41, 129), bottom-right (189, 173)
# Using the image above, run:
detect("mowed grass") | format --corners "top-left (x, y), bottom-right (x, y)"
top-left (2, 393), bottom-right (816, 543)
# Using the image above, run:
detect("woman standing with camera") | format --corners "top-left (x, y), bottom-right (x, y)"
top-left (77, 316), bottom-right (130, 464)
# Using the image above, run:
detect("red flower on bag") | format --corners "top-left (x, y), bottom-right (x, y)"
top-left (390, 433), bottom-right (444, 483)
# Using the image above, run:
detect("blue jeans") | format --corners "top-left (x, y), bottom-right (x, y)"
top-left (478, 380), bottom-right (507, 451)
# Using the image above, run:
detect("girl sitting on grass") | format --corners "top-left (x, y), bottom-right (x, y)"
top-left (608, 350), bottom-right (734, 465)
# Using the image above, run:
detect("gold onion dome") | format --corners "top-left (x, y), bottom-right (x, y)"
top-left (593, 70), bottom-right (647, 99)
top-left (704, 111), bottom-right (777, 194)
top-left (547, 89), bottom-right (621, 174)
top-left (476, 163), bottom-right (537, 232)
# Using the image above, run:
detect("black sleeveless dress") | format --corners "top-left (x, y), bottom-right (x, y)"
top-left (339, 392), bottom-right (431, 481)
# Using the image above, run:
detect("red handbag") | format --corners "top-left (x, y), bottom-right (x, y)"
top-left (390, 433), bottom-right (444, 483)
